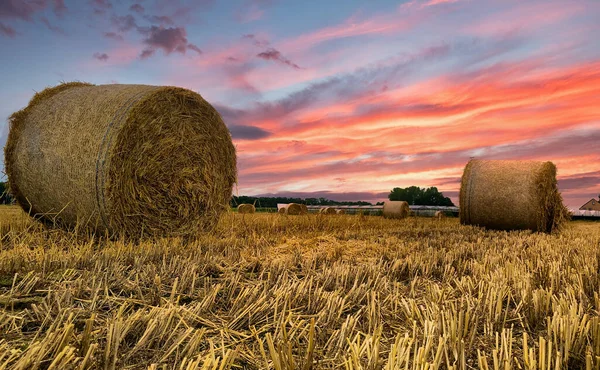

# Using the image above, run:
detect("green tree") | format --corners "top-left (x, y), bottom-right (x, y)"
top-left (388, 186), bottom-right (454, 206)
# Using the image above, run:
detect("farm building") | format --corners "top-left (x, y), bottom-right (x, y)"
top-left (579, 198), bottom-right (600, 211)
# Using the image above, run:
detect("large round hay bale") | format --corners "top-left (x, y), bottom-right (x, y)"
top-left (285, 203), bottom-right (303, 215)
top-left (382, 201), bottom-right (410, 219)
top-left (237, 204), bottom-right (255, 214)
top-left (459, 159), bottom-right (568, 232)
top-left (5, 82), bottom-right (237, 237)
top-left (299, 204), bottom-right (308, 215)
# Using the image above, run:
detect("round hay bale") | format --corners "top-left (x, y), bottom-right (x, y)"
top-left (237, 204), bottom-right (255, 214)
top-left (278, 206), bottom-right (287, 214)
top-left (382, 201), bottom-right (410, 219)
top-left (285, 203), bottom-right (302, 215)
top-left (299, 204), bottom-right (308, 215)
top-left (5, 82), bottom-right (237, 237)
top-left (319, 207), bottom-right (336, 215)
top-left (459, 159), bottom-right (569, 232)
top-left (336, 209), bottom-right (346, 215)
top-left (434, 211), bottom-right (445, 219)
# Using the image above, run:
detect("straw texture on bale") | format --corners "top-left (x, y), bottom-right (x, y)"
top-left (300, 204), bottom-right (308, 215)
top-left (278, 207), bottom-right (287, 214)
top-left (5, 82), bottom-right (237, 237)
top-left (459, 159), bottom-right (568, 232)
top-left (237, 204), bottom-right (255, 214)
top-left (382, 201), bottom-right (410, 219)
top-left (285, 203), bottom-right (303, 215)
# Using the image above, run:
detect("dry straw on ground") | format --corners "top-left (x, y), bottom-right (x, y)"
top-left (382, 201), bottom-right (410, 219)
top-left (237, 204), bottom-right (255, 214)
top-left (5, 82), bottom-right (237, 238)
top-left (460, 159), bottom-right (569, 232)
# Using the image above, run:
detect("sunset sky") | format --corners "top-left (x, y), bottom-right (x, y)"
top-left (1, 0), bottom-right (599, 208)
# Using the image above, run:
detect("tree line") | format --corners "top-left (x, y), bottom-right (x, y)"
top-left (232, 186), bottom-right (454, 208)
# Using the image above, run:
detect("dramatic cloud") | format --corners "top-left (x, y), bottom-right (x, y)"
top-left (145, 15), bottom-right (174, 25)
top-left (103, 31), bottom-right (123, 41)
top-left (0, 22), bottom-right (15, 37)
top-left (53, 0), bottom-right (67, 17)
top-left (559, 171), bottom-right (600, 190)
top-left (0, 0), bottom-right (44, 20)
top-left (129, 4), bottom-right (144, 14)
top-left (242, 33), bottom-right (269, 47)
top-left (257, 48), bottom-right (301, 69)
top-left (40, 16), bottom-right (64, 34)
top-left (235, 0), bottom-right (274, 22)
top-left (93, 52), bottom-right (109, 61)
top-left (112, 14), bottom-right (138, 32)
top-left (140, 26), bottom-right (201, 57)
top-left (90, 0), bottom-right (112, 14)
top-left (228, 124), bottom-right (272, 140)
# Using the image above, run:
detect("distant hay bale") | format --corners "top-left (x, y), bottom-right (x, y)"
top-left (435, 211), bottom-right (445, 219)
top-left (320, 207), bottom-right (336, 215)
top-left (336, 209), bottom-right (346, 215)
top-left (460, 159), bottom-right (569, 232)
top-left (278, 207), bottom-right (287, 214)
top-left (5, 82), bottom-right (236, 237)
top-left (286, 203), bottom-right (302, 215)
top-left (300, 204), bottom-right (308, 215)
top-left (382, 201), bottom-right (410, 219)
top-left (237, 204), bottom-right (255, 214)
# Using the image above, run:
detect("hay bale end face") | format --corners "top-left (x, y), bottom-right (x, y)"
top-left (278, 207), bottom-right (287, 214)
top-left (382, 201), bottom-right (410, 219)
top-left (299, 204), bottom-right (308, 215)
top-left (5, 82), bottom-right (237, 237)
top-left (459, 159), bottom-right (568, 232)
top-left (435, 211), bottom-right (445, 219)
top-left (336, 209), bottom-right (345, 215)
top-left (237, 204), bottom-right (256, 214)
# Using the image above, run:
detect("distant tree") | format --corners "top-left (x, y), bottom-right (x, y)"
top-left (0, 182), bottom-right (14, 205)
top-left (388, 186), bottom-right (454, 206)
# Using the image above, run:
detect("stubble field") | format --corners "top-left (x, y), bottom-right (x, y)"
top-left (0, 205), bottom-right (599, 369)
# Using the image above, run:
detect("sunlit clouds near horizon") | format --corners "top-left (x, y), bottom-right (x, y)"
top-left (1, 0), bottom-right (599, 207)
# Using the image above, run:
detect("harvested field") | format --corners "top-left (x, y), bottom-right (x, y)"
top-left (1, 205), bottom-right (600, 369)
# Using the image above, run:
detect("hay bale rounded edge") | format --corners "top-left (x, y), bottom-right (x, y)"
top-left (459, 159), bottom-right (568, 232)
top-left (299, 204), bottom-right (308, 215)
top-left (434, 211), bottom-right (445, 219)
top-left (336, 209), bottom-right (346, 215)
top-left (5, 82), bottom-right (237, 237)
top-left (237, 204), bottom-right (256, 214)
top-left (382, 201), bottom-right (410, 219)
